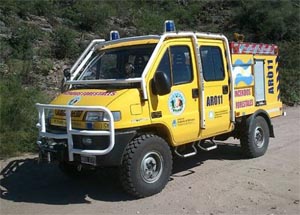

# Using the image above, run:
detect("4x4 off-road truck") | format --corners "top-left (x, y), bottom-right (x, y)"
top-left (36, 21), bottom-right (283, 197)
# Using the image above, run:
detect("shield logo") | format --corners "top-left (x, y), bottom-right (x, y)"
top-left (168, 91), bottom-right (186, 115)
top-left (68, 96), bottom-right (81, 105)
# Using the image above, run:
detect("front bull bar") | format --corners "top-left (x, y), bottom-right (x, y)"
top-left (36, 103), bottom-right (115, 161)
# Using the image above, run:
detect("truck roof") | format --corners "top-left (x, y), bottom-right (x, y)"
top-left (98, 35), bottom-right (160, 50)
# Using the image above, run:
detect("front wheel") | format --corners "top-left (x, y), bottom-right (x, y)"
top-left (120, 134), bottom-right (172, 198)
top-left (240, 116), bottom-right (270, 158)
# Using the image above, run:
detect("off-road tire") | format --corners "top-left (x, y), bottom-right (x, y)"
top-left (120, 134), bottom-right (172, 198)
top-left (240, 116), bottom-right (270, 158)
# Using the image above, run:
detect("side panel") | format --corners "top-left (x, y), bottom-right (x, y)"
top-left (231, 53), bottom-right (282, 118)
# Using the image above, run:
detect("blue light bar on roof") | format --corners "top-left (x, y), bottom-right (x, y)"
top-left (110, 31), bottom-right (120, 40)
top-left (164, 20), bottom-right (176, 33)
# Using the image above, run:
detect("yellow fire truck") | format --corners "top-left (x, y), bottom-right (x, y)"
top-left (36, 21), bottom-right (283, 197)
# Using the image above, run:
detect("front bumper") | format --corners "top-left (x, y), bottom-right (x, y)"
top-left (37, 130), bottom-right (136, 166)
top-left (36, 103), bottom-right (116, 162)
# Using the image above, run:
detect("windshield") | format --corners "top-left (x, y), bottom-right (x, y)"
top-left (77, 44), bottom-right (156, 80)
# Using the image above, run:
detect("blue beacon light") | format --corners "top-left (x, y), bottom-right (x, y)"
top-left (110, 31), bottom-right (120, 40)
top-left (164, 20), bottom-right (176, 33)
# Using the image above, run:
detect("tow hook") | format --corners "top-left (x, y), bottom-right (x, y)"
top-left (77, 164), bottom-right (82, 172)
top-left (38, 151), bottom-right (52, 164)
top-left (47, 152), bottom-right (51, 163)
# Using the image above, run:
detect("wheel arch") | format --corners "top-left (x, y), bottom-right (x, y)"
top-left (114, 124), bottom-right (172, 167)
top-left (136, 123), bottom-right (174, 147)
top-left (244, 109), bottom-right (274, 138)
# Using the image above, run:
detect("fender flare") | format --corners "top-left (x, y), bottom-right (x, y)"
top-left (244, 109), bottom-right (275, 138)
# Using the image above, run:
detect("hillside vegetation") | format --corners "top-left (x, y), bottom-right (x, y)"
top-left (0, 0), bottom-right (299, 157)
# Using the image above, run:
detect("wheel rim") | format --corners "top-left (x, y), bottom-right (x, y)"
top-left (140, 151), bottom-right (163, 183)
top-left (254, 126), bottom-right (264, 148)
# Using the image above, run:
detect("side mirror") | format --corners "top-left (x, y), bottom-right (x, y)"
top-left (63, 68), bottom-right (71, 80)
top-left (152, 71), bottom-right (171, 96)
top-left (61, 68), bottom-right (71, 92)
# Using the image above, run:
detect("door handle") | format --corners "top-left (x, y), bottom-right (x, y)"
top-left (192, 88), bottom-right (199, 98)
top-left (222, 85), bottom-right (228, 94)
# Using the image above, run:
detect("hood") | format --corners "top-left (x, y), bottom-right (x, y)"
top-left (51, 89), bottom-right (128, 107)
top-left (49, 88), bottom-right (147, 129)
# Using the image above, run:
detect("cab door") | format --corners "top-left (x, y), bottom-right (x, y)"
top-left (199, 40), bottom-right (231, 138)
top-left (149, 39), bottom-right (200, 145)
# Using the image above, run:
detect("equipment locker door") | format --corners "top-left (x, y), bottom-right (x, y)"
top-left (254, 59), bottom-right (266, 104)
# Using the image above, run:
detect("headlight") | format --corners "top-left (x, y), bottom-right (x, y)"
top-left (85, 111), bottom-right (121, 122)
top-left (85, 111), bottom-right (104, 121)
top-left (47, 109), bottom-right (54, 118)
top-left (46, 110), bottom-right (54, 125)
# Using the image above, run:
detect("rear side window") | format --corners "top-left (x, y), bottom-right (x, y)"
top-left (200, 46), bottom-right (225, 81)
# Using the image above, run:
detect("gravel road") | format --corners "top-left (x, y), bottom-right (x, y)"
top-left (1, 106), bottom-right (299, 215)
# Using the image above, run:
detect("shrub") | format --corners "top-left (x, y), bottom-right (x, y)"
top-left (36, 58), bottom-right (53, 76)
top-left (0, 39), bottom-right (13, 62)
top-left (6, 59), bottom-right (33, 85)
top-left (278, 41), bottom-right (300, 105)
top-left (68, 1), bottom-right (115, 32)
top-left (52, 26), bottom-right (79, 59)
top-left (0, 74), bottom-right (48, 158)
top-left (9, 24), bottom-right (40, 60)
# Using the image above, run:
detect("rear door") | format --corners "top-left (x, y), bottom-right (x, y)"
top-left (199, 40), bottom-right (232, 138)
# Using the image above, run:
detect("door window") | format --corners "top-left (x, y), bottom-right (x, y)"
top-left (171, 46), bottom-right (192, 84)
top-left (156, 51), bottom-right (172, 82)
top-left (156, 46), bottom-right (193, 85)
top-left (200, 46), bottom-right (225, 81)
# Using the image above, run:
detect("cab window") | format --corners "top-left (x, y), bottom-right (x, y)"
top-left (78, 44), bottom-right (156, 80)
top-left (156, 46), bottom-right (193, 85)
top-left (156, 51), bottom-right (171, 81)
top-left (171, 46), bottom-right (192, 85)
top-left (200, 46), bottom-right (225, 81)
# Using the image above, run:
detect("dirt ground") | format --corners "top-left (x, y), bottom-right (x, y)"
top-left (1, 106), bottom-right (299, 215)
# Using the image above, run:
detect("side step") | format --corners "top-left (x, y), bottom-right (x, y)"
top-left (197, 139), bottom-right (218, 151)
top-left (174, 139), bottom-right (218, 158)
top-left (174, 142), bottom-right (197, 158)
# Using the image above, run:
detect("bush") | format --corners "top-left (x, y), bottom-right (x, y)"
top-left (0, 75), bottom-right (48, 158)
top-left (9, 24), bottom-right (40, 60)
top-left (231, 1), bottom-right (300, 43)
top-left (0, 39), bottom-right (13, 62)
top-left (35, 58), bottom-right (53, 76)
top-left (68, 1), bottom-right (115, 32)
top-left (0, 0), bottom-right (55, 18)
top-left (278, 41), bottom-right (300, 105)
top-left (6, 59), bottom-right (33, 85)
top-left (52, 26), bottom-right (79, 59)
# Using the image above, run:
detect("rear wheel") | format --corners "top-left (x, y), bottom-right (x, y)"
top-left (240, 116), bottom-right (270, 158)
top-left (120, 134), bottom-right (172, 198)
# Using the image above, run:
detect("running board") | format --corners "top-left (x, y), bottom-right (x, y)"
top-left (197, 139), bottom-right (218, 151)
top-left (174, 143), bottom-right (197, 158)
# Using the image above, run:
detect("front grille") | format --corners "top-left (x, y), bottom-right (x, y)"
top-left (46, 124), bottom-right (66, 134)
top-left (55, 110), bottom-right (83, 117)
